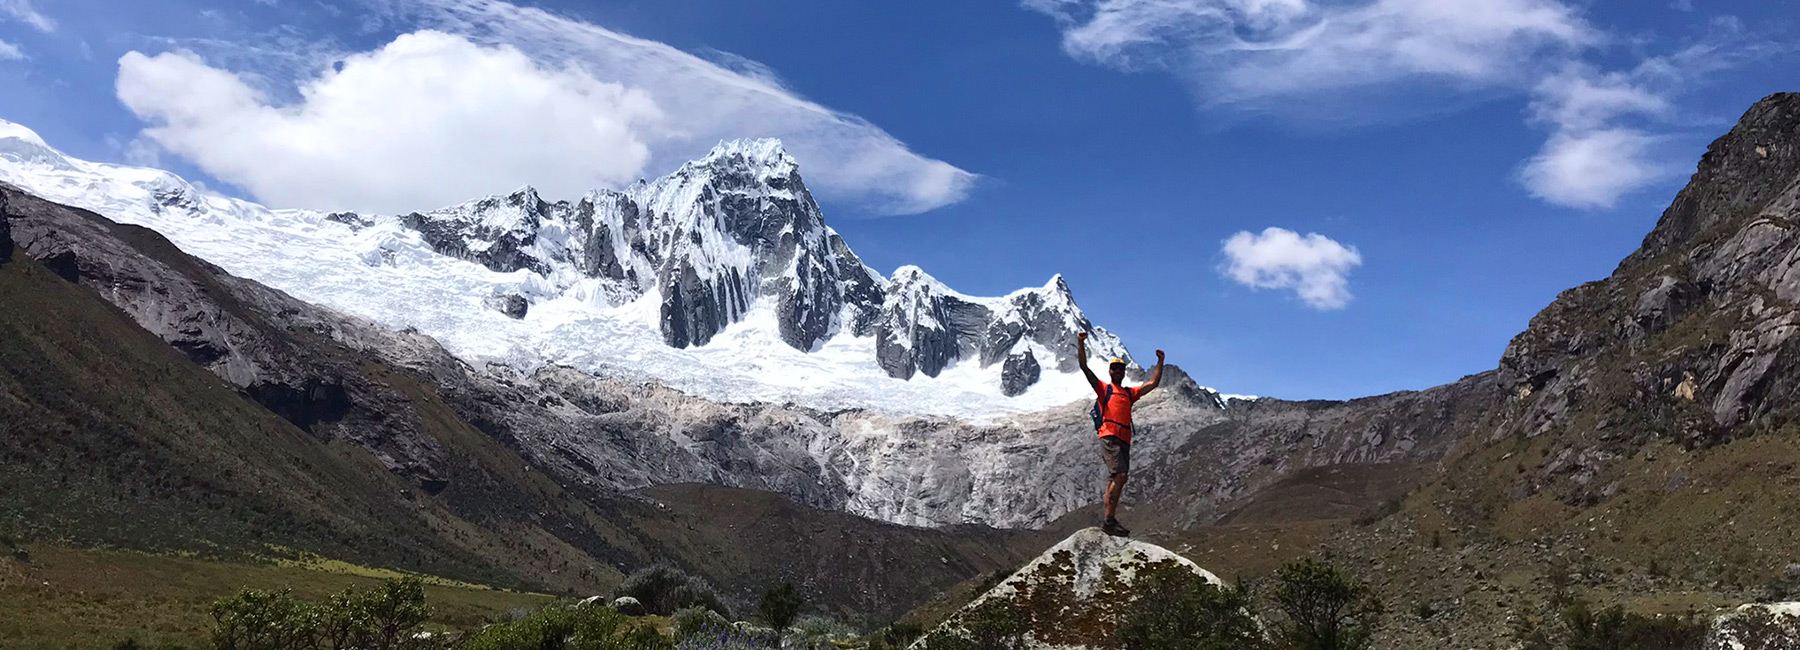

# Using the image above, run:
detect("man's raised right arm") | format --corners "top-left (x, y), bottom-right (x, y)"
top-left (1077, 332), bottom-right (1100, 390)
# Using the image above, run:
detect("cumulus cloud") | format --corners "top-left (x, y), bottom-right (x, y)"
top-left (117, 31), bottom-right (662, 215)
top-left (118, 0), bottom-right (977, 216)
top-left (0, 39), bottom-right (22, 61)
top-left (0, 0), bottom-right (53, 33)
top-left (1221, 227), bottom-right (1362, 310)
top-left (1519, 129), bottom-right (1664, 209)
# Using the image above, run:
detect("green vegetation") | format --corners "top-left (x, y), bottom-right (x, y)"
top-left (613, 566), bottom-right (730, 618)
top-left (0, 545), bottom-right (550, 650)
top-left (1114, 562), bottom-right (1263, 650)
top-left (459, 603), bottom-right (668, 650)
top-left (913, 598), bottom-right (1029, 650)
top-left (1514, 596), bottom-right (1708, 650)
top-left (1270, 558), bottom-right (1384, 650)
top-left (755, 582), bottom-right (802, 632)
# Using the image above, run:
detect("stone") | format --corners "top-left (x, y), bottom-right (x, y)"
top-left (483, 293), bottom-right (529, 320)
top-left (1000, 349), bottom-right (1041, 396)
top-left (611, 596), bottom-right (646, 616)
top-left (914, 528), bottom-right (1224, 649)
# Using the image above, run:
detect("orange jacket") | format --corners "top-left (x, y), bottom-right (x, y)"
top-left (1094, 382), bottom-right (1141, 443)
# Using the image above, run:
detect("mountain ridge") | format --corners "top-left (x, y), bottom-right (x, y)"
top-left (0, 123), bottom-right (1141, 420)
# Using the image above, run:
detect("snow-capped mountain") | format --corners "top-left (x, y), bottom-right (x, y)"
top-left (0, 119), bottom-right (1132, 418)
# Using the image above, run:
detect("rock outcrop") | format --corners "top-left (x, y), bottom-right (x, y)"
top-left (914, 528), bottom-right (1223, 649)
top-left (1709, 603), bottom-right (1800, 650)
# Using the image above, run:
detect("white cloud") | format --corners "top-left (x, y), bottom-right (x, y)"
top-left (1516, 64), bottom-right (1674, 208)
top-left (0, 39), bottom-right (22, 61)
top-left (1519, 129), bottom-right (1664, 209)
top-left (1027, 0), bottom-right (1782, 211)
top-left (117, 31), bottom-right (663, 215)
top-left (1221, 227), bottom-right (1361, 310)
top-left (123, 0), bottom-right (978, 216)
top-left (1025, 0), bottom-right (1596, 104)
top-left (0, 0), bottom-right (53, 33)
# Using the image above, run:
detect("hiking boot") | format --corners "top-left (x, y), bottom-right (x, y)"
top-left (1102, 517), bottom-right (1131, 537)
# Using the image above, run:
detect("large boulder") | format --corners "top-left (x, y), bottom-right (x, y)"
top-left (1708, 602), bottom-right (1800, 649)
top-left (611, 596), bottom-right (647, 616)
top-left (913, 528), bottom-right (1223, 649)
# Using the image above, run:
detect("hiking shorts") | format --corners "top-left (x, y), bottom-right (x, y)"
top-left (1099, 436), bottom-right (1130, 477)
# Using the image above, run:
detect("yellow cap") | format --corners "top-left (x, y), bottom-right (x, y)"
top-left (1108, 358), bottom-right (1127, 366)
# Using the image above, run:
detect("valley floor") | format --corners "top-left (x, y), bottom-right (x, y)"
top-left (0, 545), bottom-right (553, 650)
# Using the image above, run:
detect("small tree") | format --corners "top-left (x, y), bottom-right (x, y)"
top-left (1115, 562), bottom-right (1267, 650)
top-left (1272, 558), bottom-right (1383, 650)
top-left (320, 578), bottom-right (429, 650)
top-left (210, 589), bottom-right (319, 650)
top-left (757, 581), bottom-right (804, 633)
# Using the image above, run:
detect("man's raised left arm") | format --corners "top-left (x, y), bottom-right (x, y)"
top-left (1139, 350), bottom-right (1165, 396)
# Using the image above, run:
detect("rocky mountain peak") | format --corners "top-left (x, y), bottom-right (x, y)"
top-left (694, 137), bottom-right (797, 174)
top-left (0, 117), bottom-right (1151, 406)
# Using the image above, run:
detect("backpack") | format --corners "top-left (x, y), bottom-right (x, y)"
top-left (1091, 384), bottom-right (1121, 432)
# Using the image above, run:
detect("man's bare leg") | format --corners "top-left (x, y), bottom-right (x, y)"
top-left (1103, 473), bottom-right (1127, 519)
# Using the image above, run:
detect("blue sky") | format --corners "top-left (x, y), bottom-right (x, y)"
top-left (0, 0), bottom-right (1795, 399)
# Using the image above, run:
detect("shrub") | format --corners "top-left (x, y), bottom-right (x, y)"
top-left (210, 588), bottom-right (321, 650)
top-left (670, 620), bottom-right (775, 650)
top-left (671, 606), bottom-right (729, 639)
top-left (756, 582), bottom-right (803, 633)
top-left (459, 603), bottom-right (670, 650)
top-left (614, 566), bottom-right (732, 618)
top-left (1515, 598), bottom-right (1706, 650)
top-left (208, 578), bottom-right (434, 650)
top-left (875, 622), bottom-right (924, 647)
top-left (1271, 558), bottom-right (1383, 650)
top-left (790, 616), bottom-right (855, 649)
top-left (1114, 562), bottom-right (1267, 650)
top-left (912, 598), bottom-right (1028, 650)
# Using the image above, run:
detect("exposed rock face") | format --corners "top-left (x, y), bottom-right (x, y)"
top-left (1709, 603), bottom-right (1800, 650)
top-left (484, 293), bottom-right (528, 319)
top-left (0, 204), bottom-right (11, 262)
top-left (1491, 93), bottom-right (1800, 503)
top-left (914, 528), bottom-right (1222, 649)
top-left (1001, 350), bottom-right (1041, 397)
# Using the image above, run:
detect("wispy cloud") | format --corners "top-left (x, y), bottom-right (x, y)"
top-left (1221, 227), bottom-right (1362, 310)
top-left (0, 0), bottom-right (54, 33)
top-left (1025, 0), bottom-right (1782, 210)
top-left (0, 39), bottom-right (22, 61)
top-left (1025, 0), bottom-right (1595, 106)
top-left (1518, 20), bottom-right (1787, 208)
top-left (118, 0), bottom-right (979, 216)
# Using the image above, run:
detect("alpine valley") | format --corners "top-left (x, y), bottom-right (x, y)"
top-left (6, 94), bottom-right (1800, 648)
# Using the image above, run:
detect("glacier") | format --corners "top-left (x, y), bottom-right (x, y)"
top-left (0, 118), bottom-right (1141, 422)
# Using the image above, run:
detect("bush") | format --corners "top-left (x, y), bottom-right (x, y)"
top-left (790, 616), bottom-right (855, 649)
top-left (671, 619), bottom-right (775, 650)
top-left (208, 578), bottom-right (433, 650)
top-left (755, 582), bottom-right (803, 633)
top-left (1114, 562), bottom-right (1266, 650)
top-left (913, 598), bottom-right (1028, 650)
top-left (671, 606), bottom-right (729, 639)
top-left (1271, 558), bottom-right (1383, 650)
top-left (459, 603), bottom-right (670, 650)
top-left (1515, 597), bottom-right (1707, 650)
top-left (614, 566), bottom-right (732, 618)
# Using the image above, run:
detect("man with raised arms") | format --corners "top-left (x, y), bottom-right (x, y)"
top-left (1076, 331), bottom-right (1163, 537)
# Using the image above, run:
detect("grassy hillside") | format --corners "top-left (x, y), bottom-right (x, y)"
top-left (0, 545), bottom-right (552, 650)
